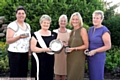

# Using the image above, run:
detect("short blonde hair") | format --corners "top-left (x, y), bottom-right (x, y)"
top-left (39, 14), bottom-right (51, 24)
top-left (69, 12), bottom-right (83, 27)
top-left (92, 10), bottom-right (104, 19)
top-left (59, 14), bottom-right (68, 23)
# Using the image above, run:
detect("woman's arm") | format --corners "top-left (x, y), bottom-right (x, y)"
top-left (6, 28), bottom-right (29, 44)
top-left (95, 32), bottom-right (111, 52)
top-left (69, 28), bottom-right (89, 52)
top-left (30, 36), bottom-right (45, 53)
top-left (78, 28), bottom-right (89, 50)
top-left (88, 32), bottom-right (111, 56)
top-left (6, 28), bottom-right (20, 44)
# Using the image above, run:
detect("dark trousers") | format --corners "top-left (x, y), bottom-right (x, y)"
top-left (8, 51), bottom-right (28, 77)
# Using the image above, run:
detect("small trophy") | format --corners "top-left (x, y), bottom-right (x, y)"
top-left (85, 49), bottom-right (90, 55)
top-left (21, 33), bottom-right (29, 37)
top-left (64, 46), bottom-right (70, 53)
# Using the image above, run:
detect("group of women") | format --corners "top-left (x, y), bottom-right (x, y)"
top-left (6, 6), bottom-right (111, 80)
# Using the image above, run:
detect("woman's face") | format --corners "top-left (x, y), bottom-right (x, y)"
top-left (41, 20), bottom-right (50, 30)
top-left (16, 10), bottom-right (26, 22)
top-left (71, 15), bottom-right (79, 27)
top-left (92, 14), bottom-right (103, 26)
top-left (59, 17), bottom-right (67, 28)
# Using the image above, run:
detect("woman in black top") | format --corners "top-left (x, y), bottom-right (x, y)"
top-left (30, 14), bottom-right (57, 80)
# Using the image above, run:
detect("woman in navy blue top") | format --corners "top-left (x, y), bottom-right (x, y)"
top-left (86, 10), bottom-right (111, 80)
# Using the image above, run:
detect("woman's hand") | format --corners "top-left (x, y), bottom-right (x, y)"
top-left (84, 49), bottom-right (89, 55)
top-left (44, 48), bottom-right (52, 52)
top-left (66, 47), bottom-right (75, 52)
top-left (20, 34), bottom-right (29, 38)
top-left (87, 50), bottom-right (97, 56)
top-left (62, 41), bottom-right (68, 47)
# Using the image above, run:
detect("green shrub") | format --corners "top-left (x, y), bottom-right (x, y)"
top-left (1, 0), bottom-right (104, 32)
top-left (103, 14), bottom-right (120, 46)
top-left (0, 42), bottom-right (9, 73)
top-left (105, 45), bottom-right (120, 73)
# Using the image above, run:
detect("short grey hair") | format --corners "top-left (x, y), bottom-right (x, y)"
top-left (69, 12), bottom-right (83, 27)
top-left (92, 10), bottom-right (104, 19)
top-left (59, 14), bottom-right (68, 23)
top-left (39, 14), bottom-right (51, 24)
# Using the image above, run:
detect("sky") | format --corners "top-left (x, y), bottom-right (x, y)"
top-left (104, 0), bottom-right (120, 13)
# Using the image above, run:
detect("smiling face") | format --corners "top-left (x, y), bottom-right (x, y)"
top-left (59, 17), bottom-right (67, 28)
top-left (41, 20), bottom-right (51, 30)
top-left (16, 10), bottom-right (26, 22)
top-left (71, 15), bottom-right (80, 27)
top-left (92, 14), bottom-right (103, 26)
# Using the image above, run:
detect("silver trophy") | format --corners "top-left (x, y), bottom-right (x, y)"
top-left (64, 46), bottom-right (70, 53)
top-left (49, 40), bottom-right (63, 53)
top-left (21, 33), bottom-right (29, 37)
top-left (85, 49), bottom-right (90, 55)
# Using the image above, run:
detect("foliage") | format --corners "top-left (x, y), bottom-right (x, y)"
top-left (103, 14), bottom-right (120, 46)
top-left (83, 23), bottom-right (90, 31)
top-left (0, 42), bottom-right (9, 73)
top-left (0, 0), bottom-right (104, 33)
top-left (0, 0), bottom-right (105, 42)
top-left (105, 45), bottom-right (120, 75)
top-left (103, 1), bottom-right (120, 46)
top-left (0, 0), bottom-right (8, 15)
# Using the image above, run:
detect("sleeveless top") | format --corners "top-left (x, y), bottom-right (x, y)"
top-left (68, 27), bottom-right (83, 47)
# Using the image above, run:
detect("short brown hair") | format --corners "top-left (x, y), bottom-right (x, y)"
top-left (16, 6), bottom-right (26, 14)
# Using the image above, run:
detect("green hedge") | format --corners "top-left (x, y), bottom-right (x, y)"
top-left (0, 42), bottom-right (9, 73)
top-left (0, 0), bottom-right (104, 32)
top-left (103, 14), bottom-right (120, 46)
top-left (105, 45), bottom-right (120, 76)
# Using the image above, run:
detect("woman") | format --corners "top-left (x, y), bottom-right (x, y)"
top-left (53, 14), bottom-right (71, 80)
top-left (6, 6), bottom-right (31, 77)
top-left (86, 10), bottom-right (111, 80)
top-left (30, 14), bottom-right (57, 80)
top-left (67, 12), bottom-right (88, 80)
